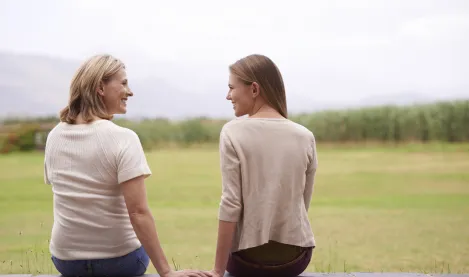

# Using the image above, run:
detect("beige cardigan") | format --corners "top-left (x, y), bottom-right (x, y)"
top-left (217, 117), bottom-right (318, 252)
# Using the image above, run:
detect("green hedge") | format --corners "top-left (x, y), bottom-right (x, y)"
top-left (1, 100), bottom-right (468, 152)
top-left (0, 123), bottom-right (41, 154)
top-left (292, 100), bottom-right (469, 143)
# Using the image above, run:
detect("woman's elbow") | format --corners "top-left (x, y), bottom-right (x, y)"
top-left (127, 205), bottom-right (151, 218)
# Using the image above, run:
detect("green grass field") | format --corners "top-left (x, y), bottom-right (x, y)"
top-left (1, 143), bottom-right (468, 275)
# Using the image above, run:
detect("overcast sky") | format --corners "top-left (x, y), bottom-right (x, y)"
top-left (1, 0), bottom-right (468, 104)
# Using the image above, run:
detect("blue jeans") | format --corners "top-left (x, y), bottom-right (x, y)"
top-left (51, 246), bottom-right (149, 277)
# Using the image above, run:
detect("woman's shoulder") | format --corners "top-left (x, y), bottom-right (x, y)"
top-left (287, 120), bottom-right (315, 139)
top-left (222, 117), bottom-right (314, 138)
top-left (221, 117), bottom-right (286, 130)
top-left (221, 117), bottom-right (243, 130)
top-left (97, 121), bottom-right (141, 143)
top-left (50, 120), bottom-right (141, 144)
top-left (101, 120), bottom-right (136, 134)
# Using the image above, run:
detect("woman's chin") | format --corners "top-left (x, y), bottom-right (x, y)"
top-left (117, 105), bottom-right (127, 114)
top-left (112, 109), bottom-right (126, 115)
top-left (234, 106), bottom-right (247, 117)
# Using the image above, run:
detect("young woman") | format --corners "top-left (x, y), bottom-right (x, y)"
top-left (44, 54), bottom-right (211, 277)
top-left (208, 54), bottom-right (318, 277)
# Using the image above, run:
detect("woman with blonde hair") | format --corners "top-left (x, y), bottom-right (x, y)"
top-left (207, 54), bottom-right (318, 277)
top-left (44, 54), bottom-right (211, 277)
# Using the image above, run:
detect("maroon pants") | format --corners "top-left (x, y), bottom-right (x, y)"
top-left (226, 247), bottom-right (313, 277)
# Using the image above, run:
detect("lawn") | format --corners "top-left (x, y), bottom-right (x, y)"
top-left (0, 143), bottom-right (468, 275)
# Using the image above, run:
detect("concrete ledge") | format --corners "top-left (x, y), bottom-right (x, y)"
top-left (2, 273), bottom-right (468, 277)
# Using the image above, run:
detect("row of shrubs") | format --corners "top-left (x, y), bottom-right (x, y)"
top-left (118, 100), bottom-right (469, 149)
top-left (0, 123), bottom-right (42, 154)
top-left (115, 118), bottom-right (226, 150)
top-left (294, 100), bottom-right (469, 143)
top-left (1, 100), bottom-right (468, 153)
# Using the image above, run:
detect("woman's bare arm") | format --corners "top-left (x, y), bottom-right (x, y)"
top-left (121, 176), bottom-right (211, 277)
top-left (213, 220), bottom-right (237, 275)
top-left (121, 175), bottom-right (173, 276)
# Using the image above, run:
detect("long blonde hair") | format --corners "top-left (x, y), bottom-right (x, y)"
top-left (229, 54), bottom-right (288, 118)
top-left (60, 54), bottom-right (125, 124)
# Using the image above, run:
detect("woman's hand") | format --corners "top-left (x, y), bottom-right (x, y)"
top-left (203, 270), bottom-right (224, 277)
top-left (162, 269), bottom-right (215, 277)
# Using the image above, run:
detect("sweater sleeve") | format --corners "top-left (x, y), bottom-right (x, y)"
top-left (304, 135), bottom-right (318, 211)
top-left (44, 158), bottom-right (51, 185)
top-left (116, 130), bottom-right (152, 184)
top-left (218, 128), bottom-right (243, 222)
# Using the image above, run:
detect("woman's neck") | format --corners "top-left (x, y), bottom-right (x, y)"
top-left (75, 113), bottom-right (101, 124)
top-left (249, 105), bottom-right (284, 119)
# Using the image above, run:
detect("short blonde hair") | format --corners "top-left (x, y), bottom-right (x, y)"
top-left (229, 54), bottom-right (288, 118)
top-left (59, 54), bottom-right (125, 124)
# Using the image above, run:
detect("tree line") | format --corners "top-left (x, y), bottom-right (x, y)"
top-left (1, 100), bottom-right (468, 153)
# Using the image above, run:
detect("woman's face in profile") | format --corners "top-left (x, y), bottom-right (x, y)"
top-left (101, 69), bottom-right (133, 115)
top-left (227, 74), bottom-right (253, 117)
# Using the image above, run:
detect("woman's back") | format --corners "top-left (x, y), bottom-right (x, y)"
top-left (218, 117), bottom-right (318, 252)
top-left (44, 119), bottom-right (151, 260)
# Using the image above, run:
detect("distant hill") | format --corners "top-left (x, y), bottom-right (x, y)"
top-left (0, 51), bottom-right (465, 119)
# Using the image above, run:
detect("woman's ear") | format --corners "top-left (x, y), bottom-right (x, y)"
top-left (97, 82), bottom-right (105, 96)
top-left (252, 82), bottom-right (260, 98)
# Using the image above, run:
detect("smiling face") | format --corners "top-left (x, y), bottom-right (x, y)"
top-left (227, 73), bottom-right (256, 117)
top-left (99, 69), bottom-right (133, 115)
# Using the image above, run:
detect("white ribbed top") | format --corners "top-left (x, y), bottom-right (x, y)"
top-left (44, 119), bottom-right (152, 260)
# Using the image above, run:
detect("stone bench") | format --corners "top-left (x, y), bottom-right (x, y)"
top-left (3, 273), bottom-right (468, 277)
